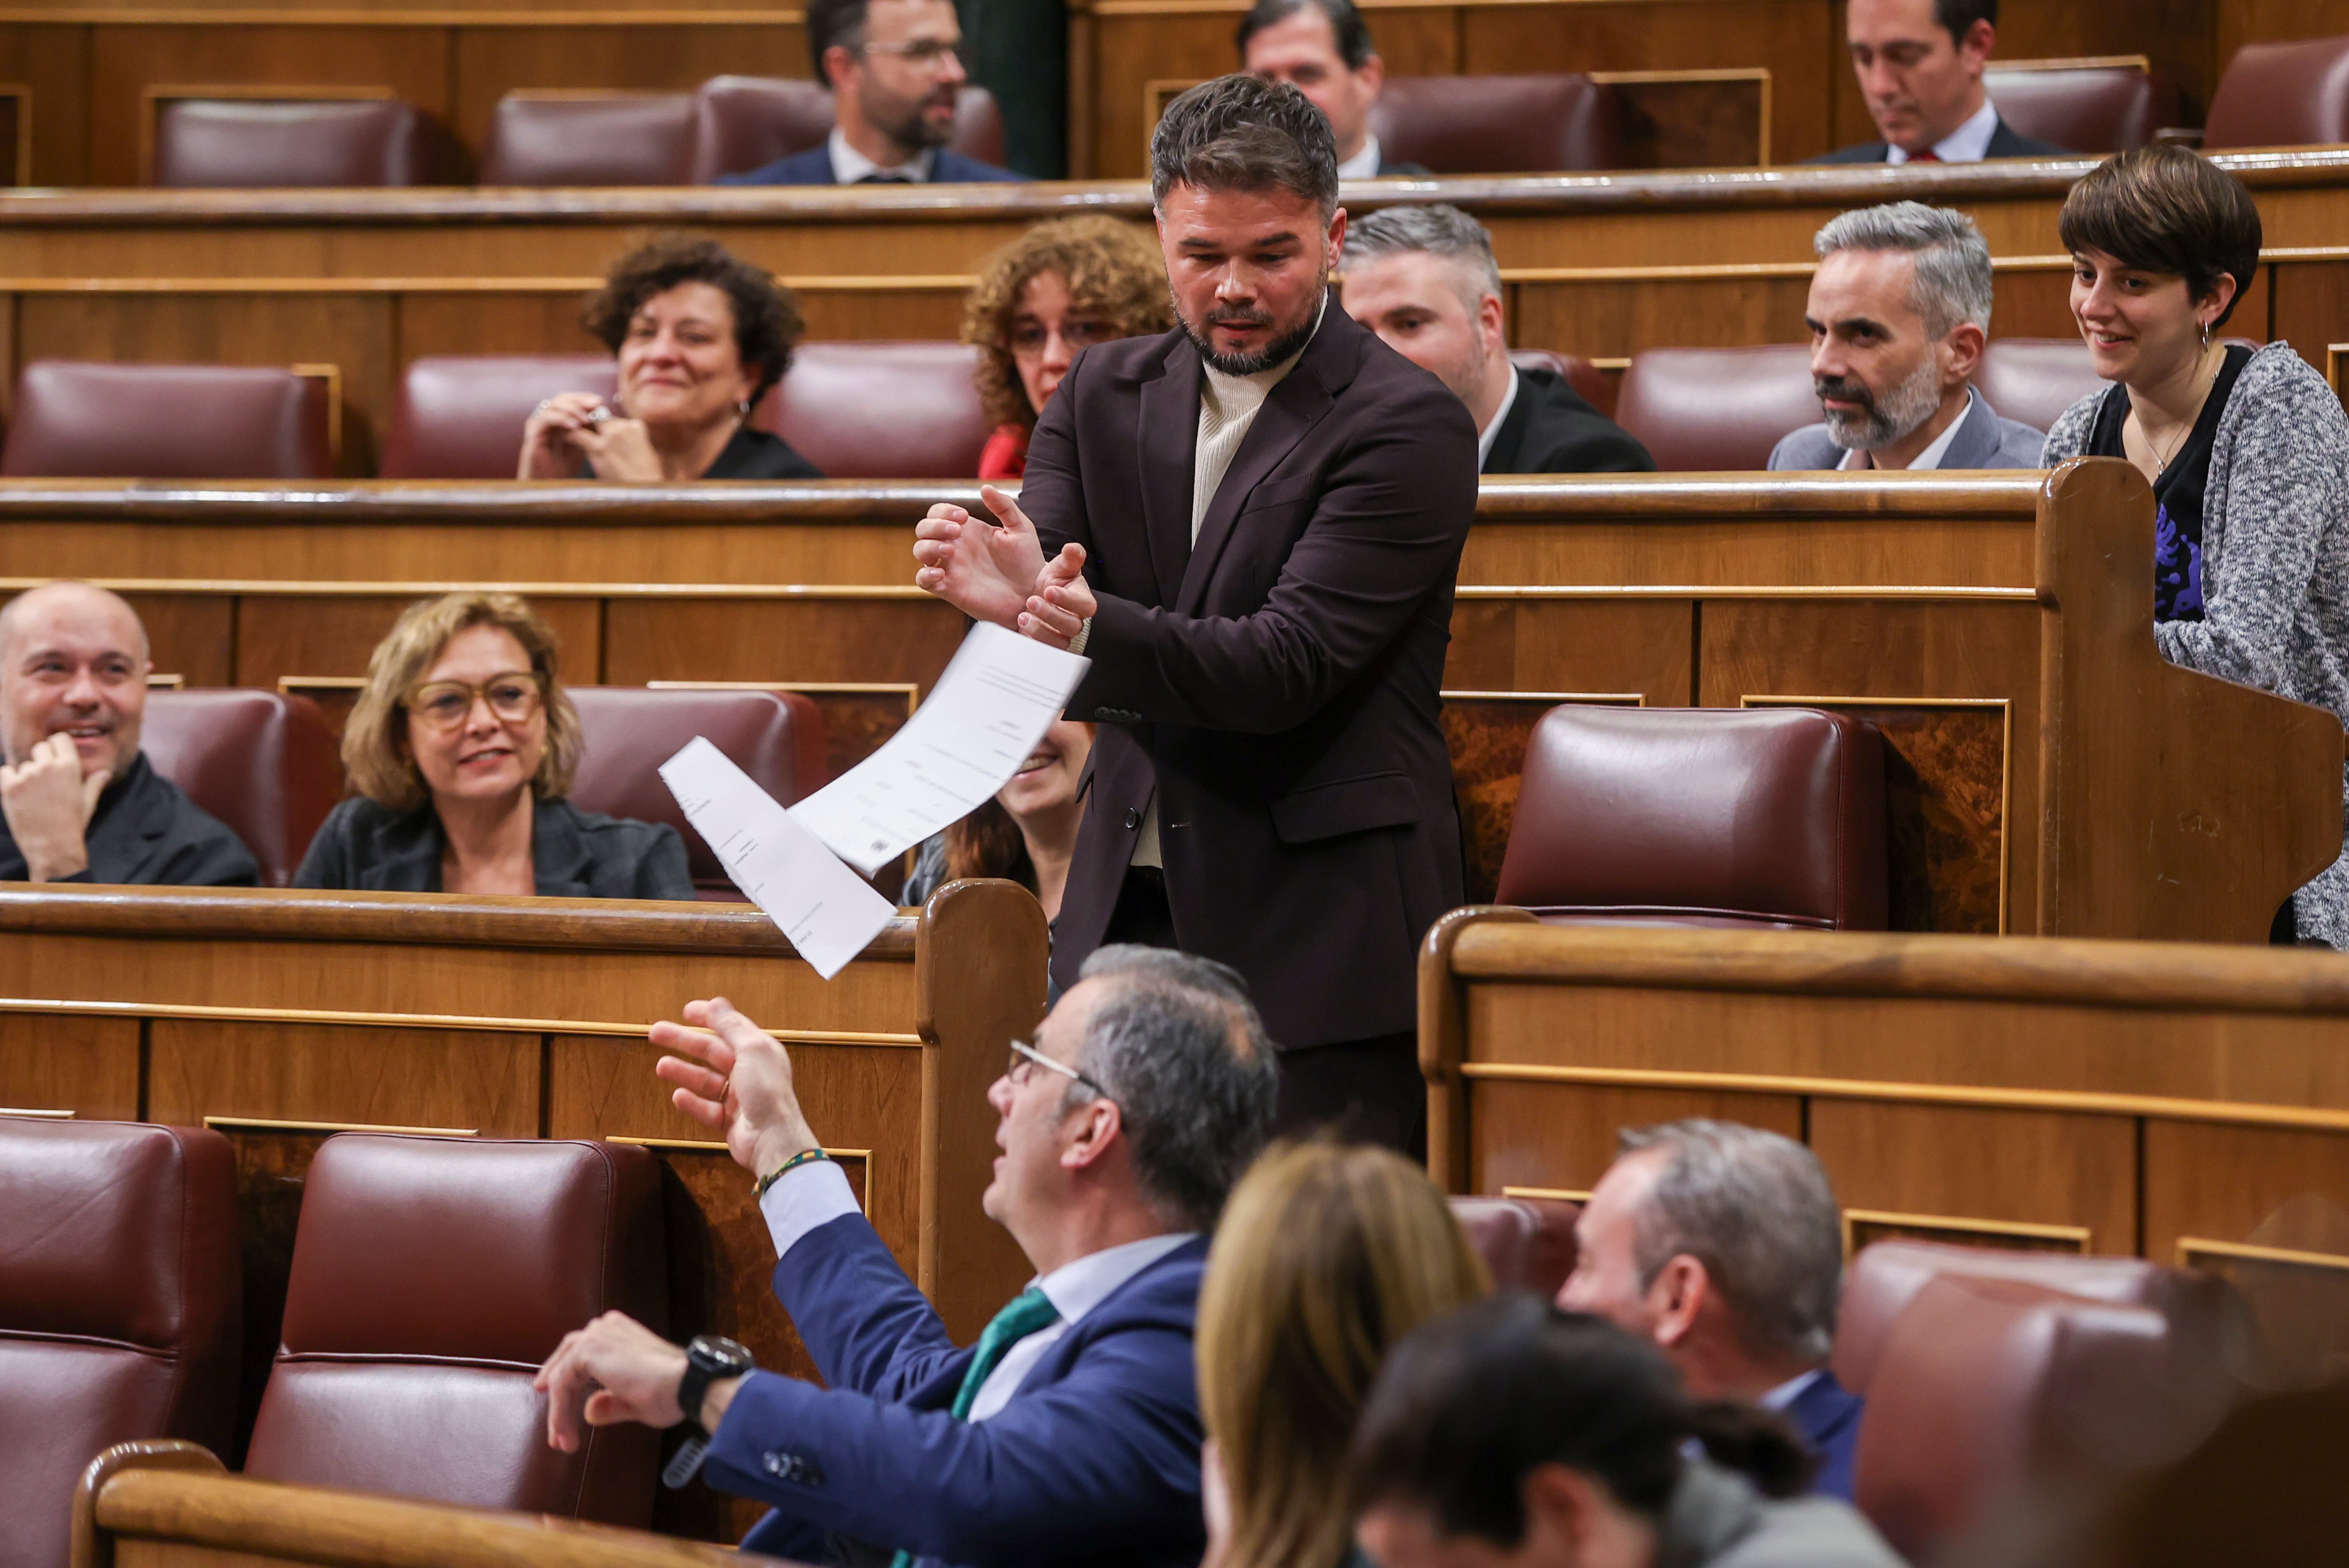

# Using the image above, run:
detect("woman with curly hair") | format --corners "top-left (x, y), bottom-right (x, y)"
top-left (520, 233), bottom-right (821, 481)
top-left (962, 215), bottom-right (1172, 480)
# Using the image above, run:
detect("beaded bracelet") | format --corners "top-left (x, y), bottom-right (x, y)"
top-left (754, 1146), bottom-right (832, 1199)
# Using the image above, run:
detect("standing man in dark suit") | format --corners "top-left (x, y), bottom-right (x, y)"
top-left (718, 0), bottom-right (1024, 186)
top-left (913, 76), bottom-right (1478, 1152)
top-left (1340, 203), bottom-right (1654, 475)
top-left (1239, 0), bottom-right (1430, 178)
top-left (1815, 0), bottom-right (2068, 164)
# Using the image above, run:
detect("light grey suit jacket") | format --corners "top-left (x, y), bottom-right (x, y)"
top-left (1767, 388), bottom-right (2046, 471)
top-left (1662, 1460), bottom-right (1904, 1568)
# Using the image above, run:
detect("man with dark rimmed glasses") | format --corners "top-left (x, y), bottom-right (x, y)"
top-left (536, 944), bottom-right (1278, 1568)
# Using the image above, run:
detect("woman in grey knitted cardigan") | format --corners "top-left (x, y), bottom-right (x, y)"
top-left (2044, 147), bottom-right (2349, 947)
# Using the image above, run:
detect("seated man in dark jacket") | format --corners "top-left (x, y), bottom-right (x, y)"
top-left (1816, 0), bottom-right (2067, 164)
top-left (1340, 203), bottom-right (1654, 475)
top-left (0, 581), bottom-right (256, 886)
top-left (719, 0), bottom-right (1023, 186)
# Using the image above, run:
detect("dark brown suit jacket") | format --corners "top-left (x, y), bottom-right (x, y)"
top-left (1020, 300), bottom-right (1479, 1048)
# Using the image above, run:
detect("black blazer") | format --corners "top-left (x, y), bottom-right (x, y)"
top-left (580, 427), bottom-right (821, 481)
top-left (1024, 301), bottom-right (1479, 1049)
top-left (295, 795), bottom-right (694, 900)
top-left (1484, 366), bottom-right (1655, 475)
top-left (1812, 117), bottom-right (2070, 163)
top-left (0, 752), bottom-right (257, 886)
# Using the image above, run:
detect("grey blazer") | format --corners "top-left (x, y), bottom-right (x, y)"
top-left (1660, 1460), bottom-right (1903, 1568)
top-left (2045, 342), bottom-right (2349, 947)
top-left (295, 794), bottom-right (694, 900)
top-left (1768, 388), bottom-right (2046, 471)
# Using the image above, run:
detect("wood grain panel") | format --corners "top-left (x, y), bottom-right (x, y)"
top-left (1087, 10), bottom-right (1250, 180)
top-left (125, 590), bottom-right (235, 688)
top-left (1511, 274), bottom-right (1811, 360)
top-left (146, 1018), bottom-right (540, 1134)
top-left (234, 591), bottom-right (603, 685)
top-left (1443, 691), bottom-right (1643, 905)
top-left (448, 25), bottom-right (801, 154)
top-left (1807, 1098), bottom-right (2135, 1254)
top-left (0, 26), bottom-right (89, 185)
top-left (219, 1123), bottom-right (333, 1462)
top-left (1468, 1078), bottom-right (1802, 1197)
top-left (602, 597), bottom-right (966, 691)
top-left (0, 1012), bottom-right (140, 1120)
top-left (396, 289), bottom-right (601, 361)
top-left (1444, 597), bottom-right (1691, 705)
top-left (2267, 256), bottom-right (2349, 382)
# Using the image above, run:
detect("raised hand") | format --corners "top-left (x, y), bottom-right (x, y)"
top-left (0, 732), bottom-right (107, 882)
top-left (651, 996), bottom-right (821, 1178)
top-left (517, 393), bottom-right (607, 479)
top-left (913, 482), bottom-right (1049, 628)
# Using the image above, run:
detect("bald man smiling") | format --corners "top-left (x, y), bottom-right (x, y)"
top-left (0, 581), bottom-right (256, 886)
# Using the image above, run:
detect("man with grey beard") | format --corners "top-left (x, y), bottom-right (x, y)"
top-left (1769, 202), bottom-right (2043, 471)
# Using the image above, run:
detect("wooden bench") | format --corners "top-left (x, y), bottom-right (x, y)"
top-left (0, 877), bottom-right (1044, 1541)
top-left (1420, 912), bottom-right (2349, 1376)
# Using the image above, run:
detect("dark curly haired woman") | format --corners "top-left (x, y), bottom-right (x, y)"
top-left (520, 232), bottom-right (821, 481)
top-left (961, 215), bottom-right (1172, 480)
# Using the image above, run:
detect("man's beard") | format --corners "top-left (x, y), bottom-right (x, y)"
top-left (871, 84), bottom-right (956, 152)
top-left (1819, 352), bottom-right (1943, 451)
top-left (1177, 279), bottom-right (1324, 376)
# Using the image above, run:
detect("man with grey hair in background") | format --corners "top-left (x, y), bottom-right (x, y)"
top-left (536, 944), bottom-right (1281, 1566)
top-left (1770, 200), bottom-right (2044, 471)
top-left (1558, 1119), bottom-right (1865, 1501)
top-left (1340, 202), bottom-right (1653, 475)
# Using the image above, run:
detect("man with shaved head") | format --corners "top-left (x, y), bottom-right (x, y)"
top-left (0, 581), bottom-right (256, 885)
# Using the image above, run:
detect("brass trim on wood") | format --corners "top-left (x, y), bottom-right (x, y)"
top-left (609, 1137), bottom-right (875, 1215)
top-left (289, 361), bottom-right (341, 466)
top-left (1455, 586), bottom-right (2037, 600)
top-left (1443, 688), bottom-right (1646, 706)
top-left (0, 274), bottom-right (970, 294)
top-left (1987, 54), bottom-right (2155, 74)
top-left (2177, 1237), bottom-right (2349, 1273)
top-left (1841, 1206), bottom-right (2091, 1257)
top-left (203, 1113), bottom-right (477, 1136)
top-left (1499, 1184), bottom-right (1590, 1203)
top-left (0, 7), bottom-right (807, 23)
top-left (0, 1105), bottom-right (72, 1118)
top-left (0, 996), bottom-right (925, 1044)
top-left (0, 577), bottom-right (937, 600)
top-left (1453, 1060), bottom-right (2349, 1133)
top-left (278, 675), bottom-right (366, 694)
top-left (146, 673), bottom-right (185, 689)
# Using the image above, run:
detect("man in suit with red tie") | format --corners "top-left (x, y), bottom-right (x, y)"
top-left (913, 75), bottom-right (1479, 1155)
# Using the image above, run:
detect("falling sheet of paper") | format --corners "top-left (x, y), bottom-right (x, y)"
top-left (660, 737), bottom-right (896, 980)
top-left (791, 621), bottom-right (1092, 876)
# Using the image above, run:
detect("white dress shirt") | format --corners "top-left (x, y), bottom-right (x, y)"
top-left (829, 128), bottom-right (936, 184)
top-left (1336, 135), bottom-right (1385, 180)
top-left (1884, 99), bottom-right (2001, 165)
top-left (1758, 1367), bottom-right (1824, 1412)
top-left (757, 1159), bottom-right (1195, 1423)
top-left (1838, 387), bottom-right (1977, 471)
top-left (1476, 363), bottom-right (1522, 470)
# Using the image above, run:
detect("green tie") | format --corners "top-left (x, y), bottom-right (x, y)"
top-left (888, 1288), bottom-right (1061, 1567)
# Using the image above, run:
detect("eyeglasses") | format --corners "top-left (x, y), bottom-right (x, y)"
top-left (1009, 319), bottom-right (1119, 360)
top-left (1007, 1038), bottom-right (1111, 1098)
top-left (404, 671), bottom-right (544, 731)
top-left (862, 37), bottom-right (968, 72)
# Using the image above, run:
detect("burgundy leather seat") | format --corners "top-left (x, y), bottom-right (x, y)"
top-left (0, 1121), bottom-right (240, 1568)
top-left (1614, 345), bottom-right (1816, 471)
top-left (1833, 1238), bottom-right (2227, 1397)
top-left (688, 77), bottom-right (1005, 181)
top-left (242, 1134), bottom-right (666, 1524)
top-left (1852, 1274), bottom-right (2235, 1560)
top-left (1369, 74), bottom-right (1622, 174)
top-left (1508, 348), bottom-right (1610, 412)
top-left (2205, 35), bottom-right (2349, 149)
top-left (1494, 704), bottom-right (1889, 931)
top-left (152, 98), bottom-right (446, 187)
top-left (1973, 338), bottom-right (2106, 437)
top-left (568, 687), bottom-right (826, 900)
top-left (1449, 1195), bottom-right (1579, 1297)
top-left (379, 355), bottom-right (618, 480)
top-left (759, 342), bottom-right (992, 478)
top-left (1982, 63), bottom-right (2182, 154)
top-left (0, 361), bottom-right (334, 480)
top-left (139, 691), bottom-right (340, 889)
top-left (479, 93), bottom-right (695, 186)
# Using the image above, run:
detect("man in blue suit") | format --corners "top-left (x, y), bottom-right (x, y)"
top-left (719, 0), bottom-right (1024, 186)
top-left (536, 944), bottom-right (1279, 1565)
top-left (1557, 1120), bottom-right (1866, 1501)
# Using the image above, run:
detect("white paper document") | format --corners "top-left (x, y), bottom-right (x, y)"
top-left (791, 622), bottom-right (1093, 876)
top-left (659, 737), bottom-right (896, 980)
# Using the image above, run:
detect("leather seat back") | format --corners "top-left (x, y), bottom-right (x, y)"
top-left (1495, 704), bottom-right (1889, 931)
top-left (1983, 62), bottom-right (2181, 153)
top-left (1615, 345), bottom-right (1816, 470)
top-left (141, 690), bottom-right (342, 888)
top-left (242, 1134), bottom-right (666, 1525)
top-left (1973, 338), bottom-right (2106, 437)
top-left (1369, 74), bottom-right (1622, 174)
top-left (1853, 1275), bottom-right (2235, 1560)
top-left (0, 1120), bottom-right (240, 1568)
top-left (1448, 1195), bottom-right (1579, 1297)
top-left (568, 687), bottom-right (827, 897)
top-left (1, 361), bottom-right (334, 480)
top-left (379, 355), bottom-right (618, 480)
top-left (758, 342), bottom-right (992, 478)
top-left (2205, 34), bottom-right (2349, 148)
top-left (152, 98), bottom-right (446, 187)
top-left (480, 93), bottom-right (695, 186)
top-left (688, 77), bottom-right (1005, 180)
top-left (1508, 348), bottom-right (1610, 412)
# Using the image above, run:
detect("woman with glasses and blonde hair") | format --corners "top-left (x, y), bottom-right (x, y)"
top-left (295, 592), bottom-right (692, 899)
top-left (1196, 1141), bottom-right (1490, 1568)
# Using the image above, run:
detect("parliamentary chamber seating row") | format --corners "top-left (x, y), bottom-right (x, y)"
top-left (0, 1109), bottom-right (2245, 1568)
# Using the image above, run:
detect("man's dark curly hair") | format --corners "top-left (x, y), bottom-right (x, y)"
top-left (581, 233), bottom-right (806, 404)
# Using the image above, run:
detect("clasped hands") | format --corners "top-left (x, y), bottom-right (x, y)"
top-left (0, 732), bottom-right (109, 882)
top-left (534, 996), bottom-right (813, 1452)
top-left (913, 483), bottom-right (1097, 649)
top-left (518, 392), bottom-right (664, 482)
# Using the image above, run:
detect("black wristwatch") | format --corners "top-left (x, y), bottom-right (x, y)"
top-left (663, 1335), bottom-right (757, 1490)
